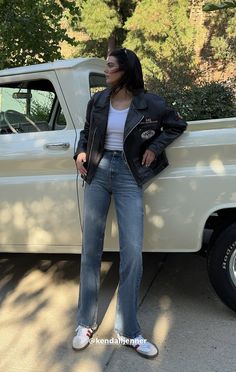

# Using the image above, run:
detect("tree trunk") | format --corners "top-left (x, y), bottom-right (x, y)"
top-left (189, 0), bottom-right (206, 25)
top-left (107, 33), bottom-right (116, 56)
top-left (189, 0), bottom-right (207, 61)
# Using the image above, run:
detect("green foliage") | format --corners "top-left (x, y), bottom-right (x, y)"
top-left (0, 0), bottom-right (234, 124)
top-left (124, 0), bottom-right (200, 84)
top-left (210, 37), bottom-right (231, 60)
top-left (69, 0), bottom-right (235, 79)
top-left (30, 94), bottom-right (54, 122)
top-left (147, 78), bottom-right (236, 120)
top-left (73, 0), bottom-right (137, 58)
top-left (70, 0), bottom-right (236, 121)
top-left (203, 1), bottom-right (236, 11)
top-left (202, 6), bottom-right (236, 63)
top-left (0, 0), bottom-right (79, 69)
top-left (185, 83), bottom-right (236, 120)
top-left (80, 0), bottom-right (120, 39)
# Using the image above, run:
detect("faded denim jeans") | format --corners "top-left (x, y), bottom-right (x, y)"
top-left (77, 150), bottom-right (144, 338)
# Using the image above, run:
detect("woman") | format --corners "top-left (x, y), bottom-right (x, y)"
top-left (73, 48), bottom-right (187, 358)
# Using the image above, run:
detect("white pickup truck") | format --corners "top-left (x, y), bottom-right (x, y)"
top-left (0, 58), bottom-right (236, 313)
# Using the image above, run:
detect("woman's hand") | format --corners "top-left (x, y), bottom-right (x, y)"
top-left (142, 149), bottom-right (156, 167)
top-left (75, 152), bottom-right (87, 176)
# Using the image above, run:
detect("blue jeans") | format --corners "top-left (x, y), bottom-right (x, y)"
top-left (77, 150), bottom-right (144, 338)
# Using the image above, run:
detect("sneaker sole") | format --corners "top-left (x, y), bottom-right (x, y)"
top-left (72, 341), bottom-right (90, 351)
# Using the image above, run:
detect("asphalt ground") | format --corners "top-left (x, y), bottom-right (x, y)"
top-left (0, 252), bottom-right (235, 372)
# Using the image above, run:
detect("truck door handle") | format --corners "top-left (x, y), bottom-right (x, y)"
top-left (45, 142), bottom-right (70, 150)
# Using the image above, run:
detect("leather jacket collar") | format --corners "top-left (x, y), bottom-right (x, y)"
top-left (93, 88), bottom-right (148, 110)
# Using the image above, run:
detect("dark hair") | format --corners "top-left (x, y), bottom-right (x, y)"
top-left (108, 48), bottom-right (144, 95)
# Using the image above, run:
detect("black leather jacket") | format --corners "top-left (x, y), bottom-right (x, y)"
top-left (74, 88), bottom-right (187, 186)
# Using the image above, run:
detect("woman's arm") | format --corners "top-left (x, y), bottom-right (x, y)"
top-left (147, 107), bottom-right (187, 157)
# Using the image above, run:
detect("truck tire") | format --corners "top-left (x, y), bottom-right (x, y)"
top-left (207, 223), bottom-right (236, 312)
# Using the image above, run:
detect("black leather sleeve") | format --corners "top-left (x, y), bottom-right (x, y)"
top-left (73, 96), bottom-right (94, 161)
top-left (147, 107), bottom-right (187, 156)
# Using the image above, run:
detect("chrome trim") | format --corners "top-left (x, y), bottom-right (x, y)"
top-left (45, 143), bottom-right (70, 150)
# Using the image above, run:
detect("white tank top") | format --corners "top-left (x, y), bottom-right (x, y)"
top-left (104, 102), bottom-right (129, 151)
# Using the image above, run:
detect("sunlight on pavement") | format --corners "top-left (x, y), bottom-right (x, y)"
top-left (0, 257), bottom-right (119, 372)
top-left (0, 268), bottom-right (77, 371)
top-left (153, 295), bottom-right (173, 350)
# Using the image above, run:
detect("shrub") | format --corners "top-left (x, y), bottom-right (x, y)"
top-left (146, 79), bottom-right (236, 121)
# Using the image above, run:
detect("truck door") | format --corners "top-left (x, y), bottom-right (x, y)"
top-left (0, 72), bottom-right (82, 253)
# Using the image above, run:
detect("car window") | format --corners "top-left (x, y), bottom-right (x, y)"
top-left (89, 73), bottom-right (107, 96)
top-left (0, 79), bottom-right (66, 134)
top-left (54, 107), bottom-right (67, 130)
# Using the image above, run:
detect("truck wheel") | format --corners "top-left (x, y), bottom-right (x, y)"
top-left (207, 223), bottom-right (236, 312)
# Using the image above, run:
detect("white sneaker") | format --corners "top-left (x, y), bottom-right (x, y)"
top-left (117, 333), bottom-right (159, 359)
top-left (72, 325), bottom-right (94, 350)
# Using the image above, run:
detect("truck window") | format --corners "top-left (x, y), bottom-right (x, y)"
top-left (89, 73), bottom-right (107, 96)
top-left (0, 79), bottom-right (66, 134)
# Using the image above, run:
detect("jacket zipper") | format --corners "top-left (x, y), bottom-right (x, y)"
top-left (123, 115), bottom-right (144, 176)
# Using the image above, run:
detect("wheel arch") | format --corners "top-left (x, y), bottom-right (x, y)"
top-left (202, 206), bottom-right (236, 254)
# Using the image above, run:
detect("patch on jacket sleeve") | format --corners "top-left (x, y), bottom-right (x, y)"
top-left (141, 129), bottom-right (155, 140)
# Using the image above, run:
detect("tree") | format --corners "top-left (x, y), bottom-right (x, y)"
top-left (72, 0), bottom-right (137, 58)
top-left (122, 0), bottom-right (235, 86)
top-left (61, 0), bottom-right (234, 92)
top-left (0, 0), bottom-right (78, 69)
top-left (201, 1), bottom-right (236, 63)
top-left (123, 0), bottom-right (202, 88)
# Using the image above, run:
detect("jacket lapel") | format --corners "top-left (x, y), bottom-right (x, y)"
top-left (124, 92), bottom-right (148, 138)
top-left (91, 88), bottom-right (148, 140)
top-left (92, 89), bottom-right (111, 134)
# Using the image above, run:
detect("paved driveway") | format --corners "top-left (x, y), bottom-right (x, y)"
top-left (0, 252), bottom-right (235, 372)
